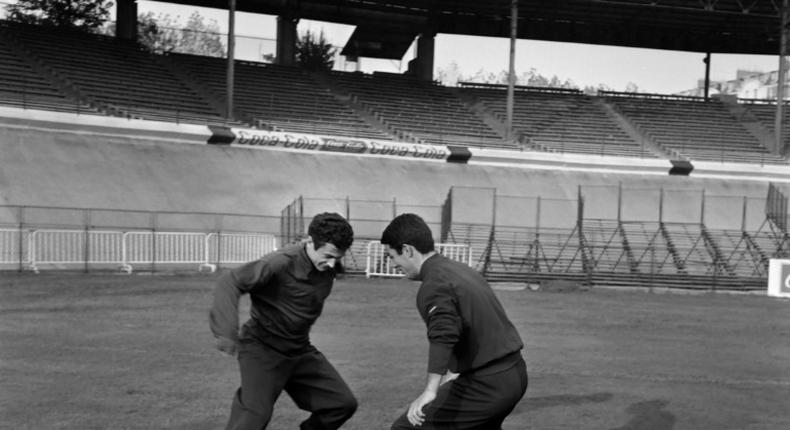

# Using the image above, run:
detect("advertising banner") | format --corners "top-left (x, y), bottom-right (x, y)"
top-left (767, 259), bottom-right (790, 298)
top-left (209, 126), bottom-right (458, 162)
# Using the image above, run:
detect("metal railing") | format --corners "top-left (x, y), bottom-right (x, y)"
top-left (0, 228), bottom-right (26, 270)
top-left (365, 240), bottom-right (473, 278)
top-left (0, 228), bottom-right (277, 273)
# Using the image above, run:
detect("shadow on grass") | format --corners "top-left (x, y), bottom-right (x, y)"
top-left (609, 400), bottom-right (675, 430)
top-left (510, 394), bottom-right (675, 430)
top-left (512, 392), bottom-right (613, 414)
top-left (166, 419), bottom-right (225, 430)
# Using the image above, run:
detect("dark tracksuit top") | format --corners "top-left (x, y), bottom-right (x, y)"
top-left (418, 253), bottom-right (524, 375)
top-left (210, 243), bottom-right (335, 355)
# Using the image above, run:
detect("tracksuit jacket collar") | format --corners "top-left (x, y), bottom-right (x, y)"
top-left (293, 243), bottom-right (316, 280)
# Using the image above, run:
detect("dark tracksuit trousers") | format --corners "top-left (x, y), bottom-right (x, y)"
top-left (391, 354), bottom-right (528, 430)
top-left (226, 340), bottom-right (357, 430)
top-left (392, 254), bottom-right (529, 430)
top-left (212, 246), bottom-right (358, 430)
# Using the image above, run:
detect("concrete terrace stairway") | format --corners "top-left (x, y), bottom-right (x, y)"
top-left (739, 100), bottom-right (790, 155)
top-left (154, 53), bottom-right (241, 126)
top-left (448, 86), bottom-right (518, 147)
top-left (307, 71), bottom-right (401, 141)
top-left (596, 98), bottom-right (668, 158)
top-left (718, 97), bottom-right (778, 154)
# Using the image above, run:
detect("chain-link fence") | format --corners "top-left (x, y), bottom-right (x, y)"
top-left (440, 184), bottom-right (784, 290)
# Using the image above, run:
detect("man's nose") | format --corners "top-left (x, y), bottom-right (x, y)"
top-left (326, 258), bottom-right (336, 267)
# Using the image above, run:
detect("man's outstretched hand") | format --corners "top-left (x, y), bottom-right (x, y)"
top-left (407, 390), bottom-right (436, 426)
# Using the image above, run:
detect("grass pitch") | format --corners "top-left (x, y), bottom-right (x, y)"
top-left (1, 273), bottom-right (789, 430)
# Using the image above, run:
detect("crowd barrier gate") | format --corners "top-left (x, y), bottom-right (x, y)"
top-left (0, 228), bottom-right (277, 273)
top-left (365, 240), bottom-right (473, 278)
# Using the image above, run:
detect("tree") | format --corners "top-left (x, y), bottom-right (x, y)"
top-left (525, 72), bottom-right (549, 87)
top-left (178, 11), bottom-right (225, 57)
top-left (466, 68), bottom-right (498, 84)
top-left (137, 11), bottom-right (225, 57)
top-left (437, 64), bottom-right (579, 89)
top-left (436, 61), bottom-right (462, 85)
top-left (624, 82), bottom-right (640, 93)
top-left (296, 30), bottom-right (336, 71)
top-left (6, 0), bottom-right (113, 31)
top-left (583, 83), bottom-right (614, 95)
top-left (136, 12), bottom-right (180, 54)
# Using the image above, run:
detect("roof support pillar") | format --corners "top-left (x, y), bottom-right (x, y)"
top-left (505, 0), bottom-right (517, 141)
top-left (277, 14), bottom-right (299, 66)
top-left (775, 0), bottom-right (789, 155)
top-left (226, 0), bottom-right (236, 119)
top-left (407, 32), bottom-right (435, 81)
top-left (703, 52), bottom-right (711, 101)
top-left (116, 0), bottom-right (138, 41)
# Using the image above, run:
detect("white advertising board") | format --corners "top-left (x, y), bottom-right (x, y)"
top-left (767, 259), bottom-right (790, 298)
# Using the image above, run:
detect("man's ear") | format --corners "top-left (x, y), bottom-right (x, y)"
top-left (403, 244), bottom-right (414, 258)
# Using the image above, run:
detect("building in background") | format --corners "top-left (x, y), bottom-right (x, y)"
top-left (678, 67), bottom-right (786, 100)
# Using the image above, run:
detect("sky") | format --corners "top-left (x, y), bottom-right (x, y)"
top-left (134, 0), bottom-right (778, 94)
top-left (1, 0), bottom-right (782, 94)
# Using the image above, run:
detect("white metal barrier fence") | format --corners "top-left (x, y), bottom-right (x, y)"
top-left (0, 228), bottom-right (28, 267)
top-left (0, 228), bottom-right (277, 273)
top-left (208, 233), bottom-right (278, 265)
top-left (365, 240), bottom-right (473, 278)
top-left (121, 232), bottom-right (212, 273)
top-left (32, 230), bottom-right (124, 269)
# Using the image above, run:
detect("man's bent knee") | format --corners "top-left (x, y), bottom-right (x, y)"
top-left (300, 394), bottom-right (358, 430)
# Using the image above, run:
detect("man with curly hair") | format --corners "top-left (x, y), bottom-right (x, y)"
top-left (210, 212), bottom-right (357, 430)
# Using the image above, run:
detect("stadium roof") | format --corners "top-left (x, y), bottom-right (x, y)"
top-left (163, 0), bottom-right (782, 56)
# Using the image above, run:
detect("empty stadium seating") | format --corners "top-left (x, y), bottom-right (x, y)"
top-left (740, 100), bottom-right (790, 151)
top-left (170, 53), bottom-right (393, 139)
top-left (460, 83), bottom-right (653, 157)
top-left (325, 72), bottom-right (513, 149)
top-left (444, 223), bottom-right (493, 270)
top-left (0, 30), bottom-right (95, 114)
top-left (445, 222), bottom-right (589, 278)
top-left (0, 21), bottom-right (787, 165)
top-left (716, 229), bottom-right (770, 278)
top-left (448, 215), bottom-right (778, 289)
top-left (605, 92), bottom-right (786, 164)
top-left (1, 22), bottom-right (226, 125)
top-left (582, 219), bottom-right (634, 273)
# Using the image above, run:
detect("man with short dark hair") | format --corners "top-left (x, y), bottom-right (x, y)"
top-left (381, 213), bottom-right (527, 430)
top-left (210, 212), bottom-right (357, 430)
